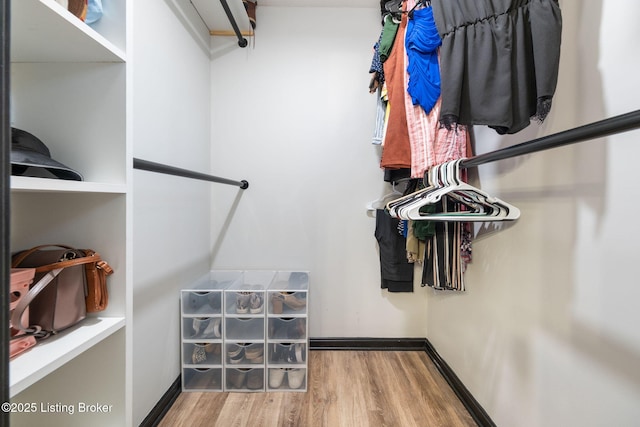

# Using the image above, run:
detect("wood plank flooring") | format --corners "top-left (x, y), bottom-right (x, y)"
top-left (159, 351), bottom-right (478, 427)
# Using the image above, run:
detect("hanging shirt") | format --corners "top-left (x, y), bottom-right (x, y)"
top-left (431, 0), bottom-right (562, 134)
top-left (380, 11), bottom-right (412, 169)
top-left (405, 5), bottom-right (442, 114)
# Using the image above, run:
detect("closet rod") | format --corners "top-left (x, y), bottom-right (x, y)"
top-left (460, 109), bottom-right (640, 169)
top-left (219, 0), bottom-right (248, 48)
top-left (133, 158), bottom-right (249, 189)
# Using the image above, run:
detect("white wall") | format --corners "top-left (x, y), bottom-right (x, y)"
top-left (209, 6), bottom-right (429, 338)
top-left (131, 0), bottom-right (212, 424)
top-left (426, 1), bottom-right (640, 426)
top-left (131, 1), bottom-right (640, 424)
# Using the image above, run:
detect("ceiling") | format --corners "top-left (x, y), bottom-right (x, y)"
top-left (256, 0), bottom-right (377, 8)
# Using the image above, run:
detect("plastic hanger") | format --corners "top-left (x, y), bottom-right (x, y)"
top-left (387, 159), bottom-right (520, 222)
top-left (385, 165), bottom-right (442, 217)
top-left (366, 181), bottom-right (404, 214)
top-left (403, 159), bottom-right (520, 221)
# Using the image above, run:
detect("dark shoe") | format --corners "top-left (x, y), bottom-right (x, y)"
top-left (246, 369), bottom-right (264, 390)
top-left (227, 344), bottom-right (245, 364)
top-left (227, 368), bottom-right (248, 389)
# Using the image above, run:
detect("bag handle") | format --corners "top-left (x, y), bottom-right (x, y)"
top-left (11, 268), bottom-right (64, 338)
top-left (11, 244), bottom-right (111, 274)
top-left (11, 244), bottom-right (75, 267)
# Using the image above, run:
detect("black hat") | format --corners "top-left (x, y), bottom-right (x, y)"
top-left (10, 127), bottom-right (83, 181)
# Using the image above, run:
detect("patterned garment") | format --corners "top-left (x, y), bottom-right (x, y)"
top-left (402, 0), bottom-right (469, 178)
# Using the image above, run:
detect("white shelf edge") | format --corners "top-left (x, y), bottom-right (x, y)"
top-left (10, 316), bottom-right (125, 397)
top-left (11, 176), bottom-right (127, 194)
top-left (12, 0), bottom-right (126, 63)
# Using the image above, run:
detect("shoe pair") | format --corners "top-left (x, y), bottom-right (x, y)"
top-left (227, 368), bottom-right (264, 390)
top-left (271, 292), bottom-right (306, 314)
top-left (191, 317), bottom-right (221, 339)
top-left (270, 343), bottom-right (306, 364)
top-left (191, 343), bottom-right (220, 364)
top-left (270, 318), bottom-right (306, 339)
top-left (187, 291), bottom-right (221, 314)
top-left (227, 343), bottom-right (264, 364)
top-left (268, 368), bottom-right (305, 389)
top-left (236, 291), bottom-right (264, 314)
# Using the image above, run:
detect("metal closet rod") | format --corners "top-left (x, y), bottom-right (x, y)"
top-left (219, 0), bottom-right (248, 48)
top-left (460, 109), bottom-right (640, 169)
top-left (133, 158), bottom-right (249, 189)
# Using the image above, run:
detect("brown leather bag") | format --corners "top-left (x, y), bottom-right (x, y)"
top-left (11, 245), bottom-right (113, 339)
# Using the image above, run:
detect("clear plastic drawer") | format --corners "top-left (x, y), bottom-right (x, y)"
top-left (181, 290), bottom-right (223, 316)
top-left (267, 367), bottom-right (307, 391)
top-left (267, 291), bottom-right (308, 315)
top-left (267, 342), bottom-right (307, 365)
top-left (268, 317), bottom-right (307, 340)
top-left (225, 342), bottom-right (265, 365)
top-left (225, 289), bottom-right (267, 316)
top-left (225, 367), bottom-right (265, 391)
top-left (225, 317), bottom-right (265, 341)
top-left (182, 342), bottom-right (222, 366)
top-left (182, 316), bottom-right (222, 340)
top-left (182, 367), bottom-right (223, 391)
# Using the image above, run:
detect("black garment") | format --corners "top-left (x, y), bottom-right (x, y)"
top-left (431, 0), bottom-right (562, 134)
top-left (384, 168), bottom-right (411, 183)
top-left (375, 209), bottom-right (414, 292)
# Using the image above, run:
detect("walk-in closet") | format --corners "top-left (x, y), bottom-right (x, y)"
top-left (2, 0), bottom-right (640, 426)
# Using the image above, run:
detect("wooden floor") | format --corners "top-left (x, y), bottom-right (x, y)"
top-left (159, 351), bottom-right (478, 427)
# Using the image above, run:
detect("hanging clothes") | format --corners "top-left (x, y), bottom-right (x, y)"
top-left (375, 209), bottom-right (414, 292)
top-left (371, 1), bottom-right (476, 293)
top-left (379, 13), bottom-right (400, 63)
top-left (380, 10), bottom-right (412, 170)
top-left (420, 199), bottom-right (468, 291)
top-left (405, 5), bottom-right (441, 114)
top-left (431, 0), bottom-right (562, 134)
top-left (402, 0), bottom-right (469, 179)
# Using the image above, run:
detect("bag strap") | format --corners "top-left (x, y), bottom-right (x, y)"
top-left (12, 245), bottom-right (109, 274)
top-left (11, 244), bottom-right (75, 267)
top-left (10, 268), bottom-right (64, 338)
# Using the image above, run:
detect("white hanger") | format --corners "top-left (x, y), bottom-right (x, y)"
top-left (385, 165), bottom-right (441, 217)
top-left (366, 181), bottom-right (404, 213)
top-left (389, 159), bottom-right (520, 222)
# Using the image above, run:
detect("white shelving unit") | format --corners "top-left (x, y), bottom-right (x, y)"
top-left (9, 317), bottom-right (125, 396)
top-left (9, 1), bottom-right (131, 426)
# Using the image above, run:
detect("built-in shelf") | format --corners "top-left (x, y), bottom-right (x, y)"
top-left (9, 316), bottom-right (126, 397)
top-left (8, 0), bottom-right (129, 424)
top-left (11, 176), bottom-right (127, 194)
top-left (11, 0), bottom-right (126, 63)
